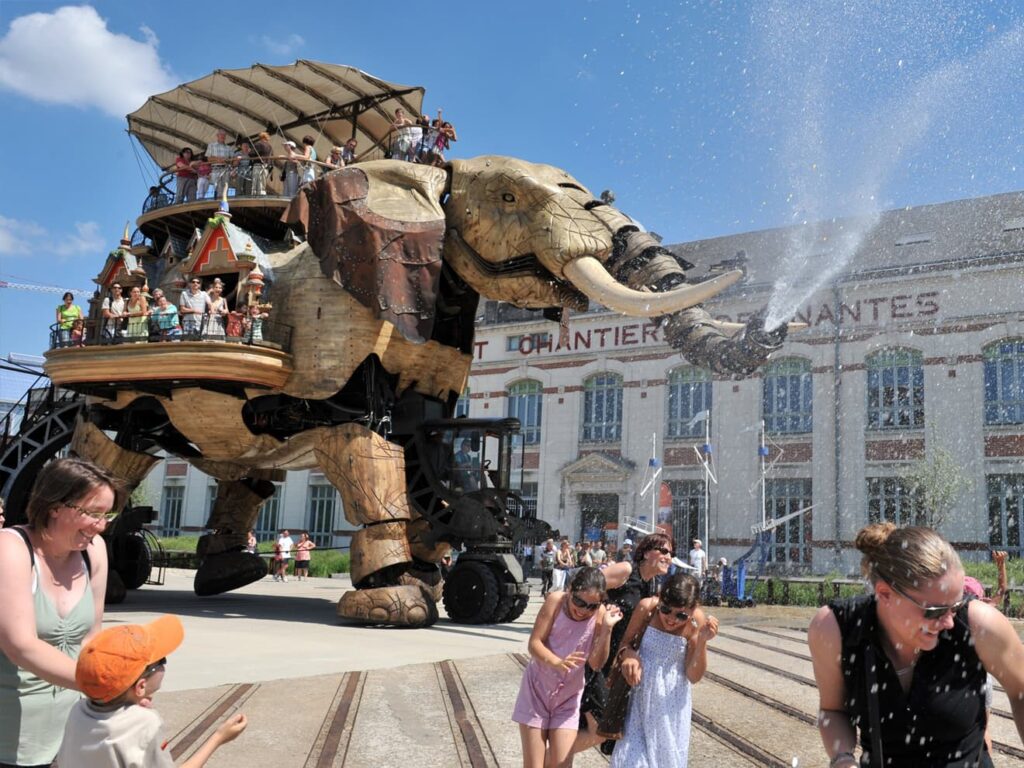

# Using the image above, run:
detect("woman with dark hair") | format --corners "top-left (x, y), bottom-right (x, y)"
top-left (574, 531), bottom-right (675, 755)
top-left (610, 572), bottom-right (718, 767)
top-left (808, 523), bottom-right (1024, 767)
top-left (173, 147), bottom-right (198, 203)
top-left (287, 135), bottom-right (318, 186)
top-left (513, 567), bottom-right (622, 768)
top-left (0, 458), bottom-right (125, 767)
top-left (55, 292), bottom-right (82, 346)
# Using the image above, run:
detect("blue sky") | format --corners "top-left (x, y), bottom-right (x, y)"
top-left (1, 0), bottom-right (1022, 363)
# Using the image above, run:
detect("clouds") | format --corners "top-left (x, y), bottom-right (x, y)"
top-left (0, 5), bottom-right (177, 118)
top-left (258, 33), bottom-right (305, 57)
top-left (0, 215), bottom-right (104, 258)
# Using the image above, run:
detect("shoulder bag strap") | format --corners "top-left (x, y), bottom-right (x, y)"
top-left (863, 644), bottom-right (885, 767)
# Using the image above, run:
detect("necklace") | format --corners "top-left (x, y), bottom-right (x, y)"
top-left (895, 664), bottom-right (915, 676)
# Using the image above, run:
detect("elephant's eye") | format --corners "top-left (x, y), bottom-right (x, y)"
top-left (502, 193), bottom-right (515, 203)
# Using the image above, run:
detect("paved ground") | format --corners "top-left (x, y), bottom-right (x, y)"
top-left (103, 570), bottom-right (1024, 767)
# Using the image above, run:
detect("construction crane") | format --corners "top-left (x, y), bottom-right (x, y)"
top-left (0, 279), bottom-right (94, 295)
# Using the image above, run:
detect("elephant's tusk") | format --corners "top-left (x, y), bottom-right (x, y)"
top-left (562, 256), bottom-right (743, 317)
top-left (708, 320), bottom-right (810, 335)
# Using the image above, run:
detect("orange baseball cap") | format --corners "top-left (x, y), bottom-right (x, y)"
top-left (76, 615), bottom-right (184, 702)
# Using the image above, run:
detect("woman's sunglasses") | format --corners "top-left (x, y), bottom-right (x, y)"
top-left (658, 604), bottom-right (690, 622)
top-left (888, 582), bottom-right (966, 621)
top-left (571, 594), bottom-right (602, 612)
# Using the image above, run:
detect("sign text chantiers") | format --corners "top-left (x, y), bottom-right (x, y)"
top-left (478, 291), bottom-right (941, 360)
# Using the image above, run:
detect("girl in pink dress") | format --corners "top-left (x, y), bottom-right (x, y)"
top-left (513, 567), bottom-right (622, 768)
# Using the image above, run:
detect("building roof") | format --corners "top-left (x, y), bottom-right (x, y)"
top-left (670, 190), bottom-right (1024, 288)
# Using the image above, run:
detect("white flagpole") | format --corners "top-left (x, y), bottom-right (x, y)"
top-left (704, 413), bottom-right (711, 563)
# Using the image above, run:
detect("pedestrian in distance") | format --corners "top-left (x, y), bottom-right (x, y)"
top-left (275, 529), bottom-right (294, 582)
top-left (512, 567), bottom-right (622, 768)
top-left (539, 539), bottom-right (556, 596)
top-left (808, 523), bottom-right (1024, 767)
top-left (294, 531), bottom-right (315, 580)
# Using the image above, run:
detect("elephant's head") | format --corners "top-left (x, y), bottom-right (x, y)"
top-left (443, 156), bottom-right (742, 316)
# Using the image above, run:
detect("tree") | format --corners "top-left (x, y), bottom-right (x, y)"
top-left (899, 440), bottom-right (972, 531)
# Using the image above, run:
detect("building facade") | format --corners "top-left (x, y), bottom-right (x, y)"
top-left (466, 191), bottom-right (1024, 573)
top-left (143, 190), bottom-right (1024, 573)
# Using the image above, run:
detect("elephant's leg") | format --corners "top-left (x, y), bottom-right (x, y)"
top-left (193, 476), bottom-right (276, 596)
top-left (315, 424), bottom-right (439, 627)
top-left (70, 420), bottom-right (161, 603)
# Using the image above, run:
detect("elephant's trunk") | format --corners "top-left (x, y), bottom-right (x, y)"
top-left (663, 310), bottom-right (788, 376)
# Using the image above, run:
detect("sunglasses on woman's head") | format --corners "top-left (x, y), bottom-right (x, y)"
top-left (653, 547), bottom-right (672, 556)
top-left (657, 604), bottom-right (690, 622)
top-left (571, 594), bottom-right (602, 612)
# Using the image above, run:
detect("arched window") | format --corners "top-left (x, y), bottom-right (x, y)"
top-left (984, 339), bottom-right (1024, 425)
top-left (866, 348), bottom-right (924, 430)
top-left (582, 373), bottom-right (623, 443)
top-left (666, 367), bottom-right (712, 438)
top-left (507, 379), bottom-right (543, 444)
top-left (763, 358), bottom-right (812, 434)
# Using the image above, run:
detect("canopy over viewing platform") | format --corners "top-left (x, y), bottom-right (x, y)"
top-left (127, 61), bottom-right (425, 177)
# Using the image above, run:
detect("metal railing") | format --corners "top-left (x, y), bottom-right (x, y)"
top-left (0, 372), bottom-right (77, 447)
top-left (143, 133), bottom-right (459, 212)
top-left (49, 311), bottom-right (293, 353)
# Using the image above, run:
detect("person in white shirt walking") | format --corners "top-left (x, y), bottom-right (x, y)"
top-left (275, 529), bottom-right (294, 582)
top-left (689, 539), bottom-right (707, 581)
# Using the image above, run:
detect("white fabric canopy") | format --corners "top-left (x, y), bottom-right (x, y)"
top-left (127, 60), bottom-right (424, 174)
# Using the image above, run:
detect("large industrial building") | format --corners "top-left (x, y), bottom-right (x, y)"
top-left (144, 190), bottom-right (1024, 572)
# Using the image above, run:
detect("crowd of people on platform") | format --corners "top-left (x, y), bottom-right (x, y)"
top-left (55, 278), bottom-right (272, 348)
top-left (389, 107), bottom-right (458, 166)
top-left (150, 129), bottom-right (364, 207)
top-left (152, 110), bottom-right (456, 209)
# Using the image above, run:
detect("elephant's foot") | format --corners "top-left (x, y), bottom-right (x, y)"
top-left (337, 584), bottom-right (439, 627)
top-left (399, 564), bottom-right (444, 603)
top-left (194, 551), bottom-right (267, 596)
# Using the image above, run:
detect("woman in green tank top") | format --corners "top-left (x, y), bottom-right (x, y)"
top-left (0, 459), bottom-right (123, 767)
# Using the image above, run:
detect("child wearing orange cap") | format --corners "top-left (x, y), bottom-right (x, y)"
top-left (57, 615), bottom-right (246, 767)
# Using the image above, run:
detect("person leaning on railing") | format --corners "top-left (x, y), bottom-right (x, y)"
top-left (248, 132), bottom-right (273, 195)
top-left (206, 129), bottom-right (233, 199)
top-left (55, 292), bottom-right (82, 346)
top-left (173, 147), bottom-right (198, 204)
top-left (151, 295), bottom-right (181, 339)
top-left (232, 142), bottom-right (252, 196)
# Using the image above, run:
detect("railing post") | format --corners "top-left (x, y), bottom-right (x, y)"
top-left (766, 577), bottom-right (775, 605)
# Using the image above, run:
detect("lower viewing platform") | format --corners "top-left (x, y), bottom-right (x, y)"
top-left (44, 341), bottom-right (294, 391)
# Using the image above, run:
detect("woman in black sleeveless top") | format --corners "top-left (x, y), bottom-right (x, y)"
top-left (808, 523), bottom-right (1024, 768)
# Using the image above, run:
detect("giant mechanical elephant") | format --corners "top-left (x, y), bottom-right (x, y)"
top-left (71, 156), bottom-right (789, 628)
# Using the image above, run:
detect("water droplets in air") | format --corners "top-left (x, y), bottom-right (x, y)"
top-left (746, 1), bottom-right (1024, 331)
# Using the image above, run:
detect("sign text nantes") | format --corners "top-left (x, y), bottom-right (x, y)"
top-left (475, 290), bottom-right (941, 360)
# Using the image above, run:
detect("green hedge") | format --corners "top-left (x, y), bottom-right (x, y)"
top-left (154, 536), bottom-right (350, 578)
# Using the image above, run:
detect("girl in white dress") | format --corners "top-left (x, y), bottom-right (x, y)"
top-left (611, 573), bottom-right (719, 768)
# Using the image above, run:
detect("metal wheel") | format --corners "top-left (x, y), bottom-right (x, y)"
top-left (442, 561), bottom-right (500, 624)
top-left (497, 593), bottom-right (530, 623)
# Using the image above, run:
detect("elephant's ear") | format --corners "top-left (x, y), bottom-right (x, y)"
top-left (283, 162), bottom-right (448, 344)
